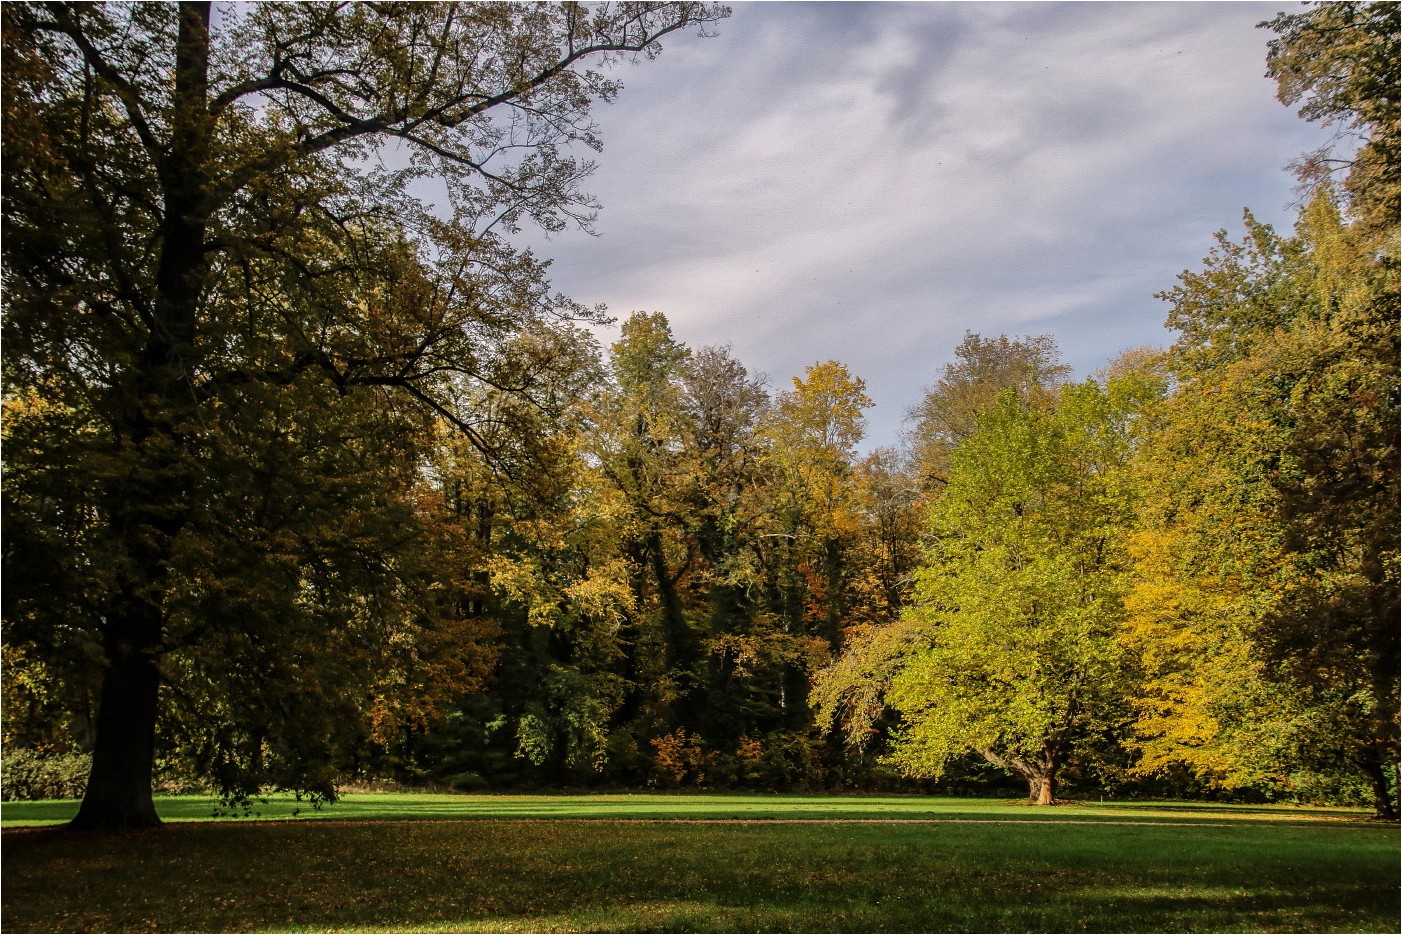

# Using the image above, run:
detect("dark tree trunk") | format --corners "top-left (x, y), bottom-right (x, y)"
top-left (614, 538), bottom-right (655, 727)
top-left (647, 530), bottom-right (690, 668)
top-left (700, 581), bottom-right (748, 750)
top-left (70, 0), bottom-right (214, 833)
top-left (1363, 748), bottom-right (1398, 820)
top-left (70, 605), bottom-right (164, 829)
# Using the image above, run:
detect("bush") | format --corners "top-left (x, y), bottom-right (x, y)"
top-left (737, 732), bottom-right (824, 791)
top-left (1, 748), bottom-right (91, 800)
top-left (651, 729), bottom-right (709, 786)
top-left (447, 771), bottom-right (490, 792)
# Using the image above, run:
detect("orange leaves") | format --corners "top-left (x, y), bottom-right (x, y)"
top-left (366, 612), bottom-right (502, 747)
top-left (650, 729), bottom-right (708, 786)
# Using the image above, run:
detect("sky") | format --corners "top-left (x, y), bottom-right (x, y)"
top-left (520, 1), bottom-right (1339, 451)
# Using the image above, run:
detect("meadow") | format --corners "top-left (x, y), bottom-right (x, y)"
top-left (2, 793), bottom-right (1396, 933)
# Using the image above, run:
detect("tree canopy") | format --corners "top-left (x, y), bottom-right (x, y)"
top-left (2, 0), bottom-right (1395, 824)
top-left (2, 0), bottom-right (728, 830)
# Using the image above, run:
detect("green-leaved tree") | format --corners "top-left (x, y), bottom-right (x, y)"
top-left (825, 372), bottom-right (1161, 803)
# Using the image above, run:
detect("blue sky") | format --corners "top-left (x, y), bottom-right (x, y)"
top-left (523, 1), bottom-right (1338, 450)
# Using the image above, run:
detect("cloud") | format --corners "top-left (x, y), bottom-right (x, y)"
top-left (523, 2), bottom-right (1338, 448)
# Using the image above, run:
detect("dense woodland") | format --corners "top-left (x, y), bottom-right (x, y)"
top-left (2, 2), bottom-right (1397, 829)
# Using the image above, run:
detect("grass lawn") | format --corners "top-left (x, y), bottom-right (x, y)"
top-left (2, 794), bottom-right (1396, 933)
top-left (0, 790), bottom-right (1376, 827)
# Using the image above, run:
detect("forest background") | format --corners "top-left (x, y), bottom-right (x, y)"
top-left (1, 1), bottom-right (1397, 828)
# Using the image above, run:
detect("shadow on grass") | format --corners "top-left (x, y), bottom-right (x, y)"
top-left (1079, 800), bottom-right (1369, 822)
top-left (2, 817), bottom-right (1396, 933)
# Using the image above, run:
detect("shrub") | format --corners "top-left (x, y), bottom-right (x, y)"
top-left (737, 731), bottom-right (823, 790)
top-left (651, 729), bottom-right (708, 786)
top-left (448, 771), bottom-right (490, 792)
top-left (1, 748), bottom-right (91, 800)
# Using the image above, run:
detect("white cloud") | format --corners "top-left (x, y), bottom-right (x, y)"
top-left (523, 2), bottom-right (1338, 448)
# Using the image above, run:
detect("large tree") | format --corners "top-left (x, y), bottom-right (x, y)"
top-left (2, 1), bottom-right (726, 830)
top-left (594, 311), bottom-right (700, 737)
top-left (1131, 192), bottom-right (1398, 815)
top-left (820, 371), bottom-right (1162, 804)
top-left (762, 360), bottom-right (874, 643)
top-left (1124, 1), bottom-right (1399, 818)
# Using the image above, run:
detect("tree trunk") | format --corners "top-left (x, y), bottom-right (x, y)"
top-left (1021, 771), bottom-right (1055, 804)
top-left (70, 607), bottom-right (163, 830)
top-left (984, 747), bottom-right (1058, 805)
top-left (645, 530), bottom-right (695, 670)
top-left (1363, 748), bottom-right (1398, 820)
top-left (1025, 774), bottom-right (1040, 801)
top-left (69, 0), bottom-right (214, 833)
top-left (1034, 749), bottom-right (1060, 805)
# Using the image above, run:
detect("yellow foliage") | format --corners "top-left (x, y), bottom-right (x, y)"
top-left (562, 560), bottom-right (634, 628)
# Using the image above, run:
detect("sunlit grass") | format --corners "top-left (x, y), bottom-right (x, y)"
top-left (0, 790), bottom-right (1373, 828)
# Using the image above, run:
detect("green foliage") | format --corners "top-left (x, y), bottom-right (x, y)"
top-left (0, 749), bottom-right (91, 801)
top-left (906, 332), bottom-right (1070, 489)
top-left (816, 361), bottom-right (1166, 804)
top-left (1118, 6), bottom-right (1400, 817)
top-left (0, 1), bottom-right (728, 826)
top-left (1132, 187), bottom-right (1399, 815)
top-left (811, 616), bottom-right (927, 753)
top-left (1263, 1), bottom-right (1399, 238)
top-left (882, 376), bottom-right (1158, 800)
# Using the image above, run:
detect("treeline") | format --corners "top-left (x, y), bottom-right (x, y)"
top-left (1, 2), bottom-right (1396, 827)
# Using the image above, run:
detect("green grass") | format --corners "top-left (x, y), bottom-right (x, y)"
top-left (2, 795), bottom-right (1396, 933)
top-left (0, 790), bottom-right (1374, 827)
